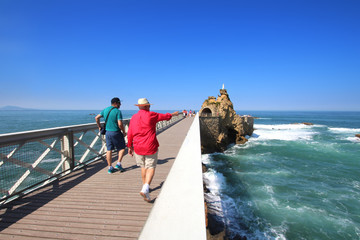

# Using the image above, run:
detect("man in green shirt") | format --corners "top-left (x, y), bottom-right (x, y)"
top-left (95, 97), bottom-right (126, 173)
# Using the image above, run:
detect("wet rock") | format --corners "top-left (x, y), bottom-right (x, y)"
top-left (202, 163), bottom-right (208, 173)
top-left (293, 122), bottom-right (314, 126)
top-left (236, 136), bottom-right (248, 145)
top-left (207, 213), bottom-right (226, 239)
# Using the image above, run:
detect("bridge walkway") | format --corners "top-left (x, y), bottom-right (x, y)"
top-left (0, 117), bottom-right (194, 240)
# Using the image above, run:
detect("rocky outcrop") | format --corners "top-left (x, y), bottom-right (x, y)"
top-left (199, 89), bottom-right (254, 153)
top-left (356, 134), bottom-right (360, 139)
top-left (293, 122), bottom-right (314, 126)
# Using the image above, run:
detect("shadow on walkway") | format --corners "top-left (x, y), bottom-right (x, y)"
top-left (0, 159), bottom-right (106, 231)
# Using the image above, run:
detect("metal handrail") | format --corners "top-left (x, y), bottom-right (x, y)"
top-left (0, 114), bottom-right (183, 205)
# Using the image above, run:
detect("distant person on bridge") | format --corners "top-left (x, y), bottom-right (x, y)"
top-left (95, 97), bottom-right (126, 174)
top-left (127, 98), bottom-right (179, 202)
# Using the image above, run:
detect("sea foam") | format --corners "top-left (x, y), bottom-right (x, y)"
top-left (329, 127), bottom-right (360, 133)
top-left (328, 127), bottom-right (360, 142)
top-left (202, 154), bottom-right (289, 240)
top-left (252, 124), bottom-right (317, 141)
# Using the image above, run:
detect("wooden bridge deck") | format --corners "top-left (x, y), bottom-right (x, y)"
top-left (0, 117), bottom-right (194, 240)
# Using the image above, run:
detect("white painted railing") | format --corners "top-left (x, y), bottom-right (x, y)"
top-left (0, 114), bottom-right (183, 205)
top-left (139, 113), bottom-right (206, 240)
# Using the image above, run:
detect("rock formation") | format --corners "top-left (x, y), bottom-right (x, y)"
top-left (199, 89), bottom-right (254, 153)
top-left (356, 134), bottom-right (360, 139)
top-left (293, 122), bottom-right (314, 126)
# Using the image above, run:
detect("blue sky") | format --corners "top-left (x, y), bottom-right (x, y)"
top-left (1, 0), bottom-right (359, 111)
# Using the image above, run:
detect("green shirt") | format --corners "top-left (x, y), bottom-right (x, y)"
top-left (100, 106), bottom-right (123, 132)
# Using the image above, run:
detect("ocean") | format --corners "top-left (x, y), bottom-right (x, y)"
top-left (0, 109), bottom-right (182, 134)
top-left (0, 110), bottom-right (139, 134)
top-left (203, 111), bottom-right (360, 240)
top-left (1, 110), bottom-right (359, 239)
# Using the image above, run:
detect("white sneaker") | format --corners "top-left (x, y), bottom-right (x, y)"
top-left (141, 183), bottom-right (150, 193)
top-left (140, 190), bottom-right (151, 202)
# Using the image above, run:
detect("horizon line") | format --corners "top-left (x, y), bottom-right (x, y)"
top-left (1, 108), bottom-right (360, 112)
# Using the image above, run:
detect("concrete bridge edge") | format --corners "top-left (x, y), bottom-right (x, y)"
top-left (139, 113), bottom-right (206, 240)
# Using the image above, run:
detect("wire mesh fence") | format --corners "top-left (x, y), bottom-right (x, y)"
top-left (0, 115), bottom-right (183, 205)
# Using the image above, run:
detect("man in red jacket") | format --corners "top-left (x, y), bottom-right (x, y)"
top-left (127, 98), bottom-right (179, 202)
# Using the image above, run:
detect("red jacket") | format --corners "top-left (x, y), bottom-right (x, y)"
top-left (127, 109), bottom-right (172, 155)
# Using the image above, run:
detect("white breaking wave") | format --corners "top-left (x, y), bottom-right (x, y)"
top-left (345, 137), bottom-right (360, 143)
top-left (202, 154), bottom-right (289, 240)
top-left (328, 127), bottom-right (360, 143)
top-left (252, 123), bottom-right (317, 141)
top-left (202, 154), bottom-right (212, 165)
top-left (329, 127), bottom-right (360, 133)
top-left (203, 169), bottom-right (226, 196)
top-left (256, 123), bottom-right (313, 130)
top-left (202, 155), bottom-right (226, 220)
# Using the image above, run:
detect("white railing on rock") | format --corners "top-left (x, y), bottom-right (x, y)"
top-left (0, 114), bottom-right (183, 205)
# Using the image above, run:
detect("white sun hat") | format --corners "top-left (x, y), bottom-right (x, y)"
top-left (135, 98), bottom-right (153, 106)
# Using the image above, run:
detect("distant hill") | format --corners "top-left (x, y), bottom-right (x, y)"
top-left (0, 106), bottom-right (36, 110)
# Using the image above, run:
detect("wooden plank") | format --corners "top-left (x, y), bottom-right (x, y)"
top-left (0, 228), bottom-right (135, 240)
top-left (0, 224), bottom-right (139, 238)
top-left (0, 217), bottom-right (143, 232)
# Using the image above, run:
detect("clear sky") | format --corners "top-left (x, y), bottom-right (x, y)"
top-left (1, 0), bottom-right (359, 111)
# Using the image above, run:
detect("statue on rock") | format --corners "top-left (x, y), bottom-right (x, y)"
top-left (199, 88), bottom-right (254, 153)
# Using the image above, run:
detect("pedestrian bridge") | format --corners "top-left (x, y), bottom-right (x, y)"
top-left (0, 115), bottom-right (206, 239)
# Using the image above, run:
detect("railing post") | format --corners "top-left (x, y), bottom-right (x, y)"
top-left (61, 131), bottom-right (75, 172)
top-left (100, 134), bottom-right (107, 155)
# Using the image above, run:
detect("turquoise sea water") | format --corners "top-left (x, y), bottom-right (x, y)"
top-left (0, 110), bottom-right (140, 134)
top-left (203, 111), bottom-right (360, 240)
top-left (0, 110), bottom-right (141, 134)
top-left (0, 110), bottom-right (181, 134)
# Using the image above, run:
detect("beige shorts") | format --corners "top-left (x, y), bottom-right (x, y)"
top-left (134, 151), bottom-right (158, 169)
